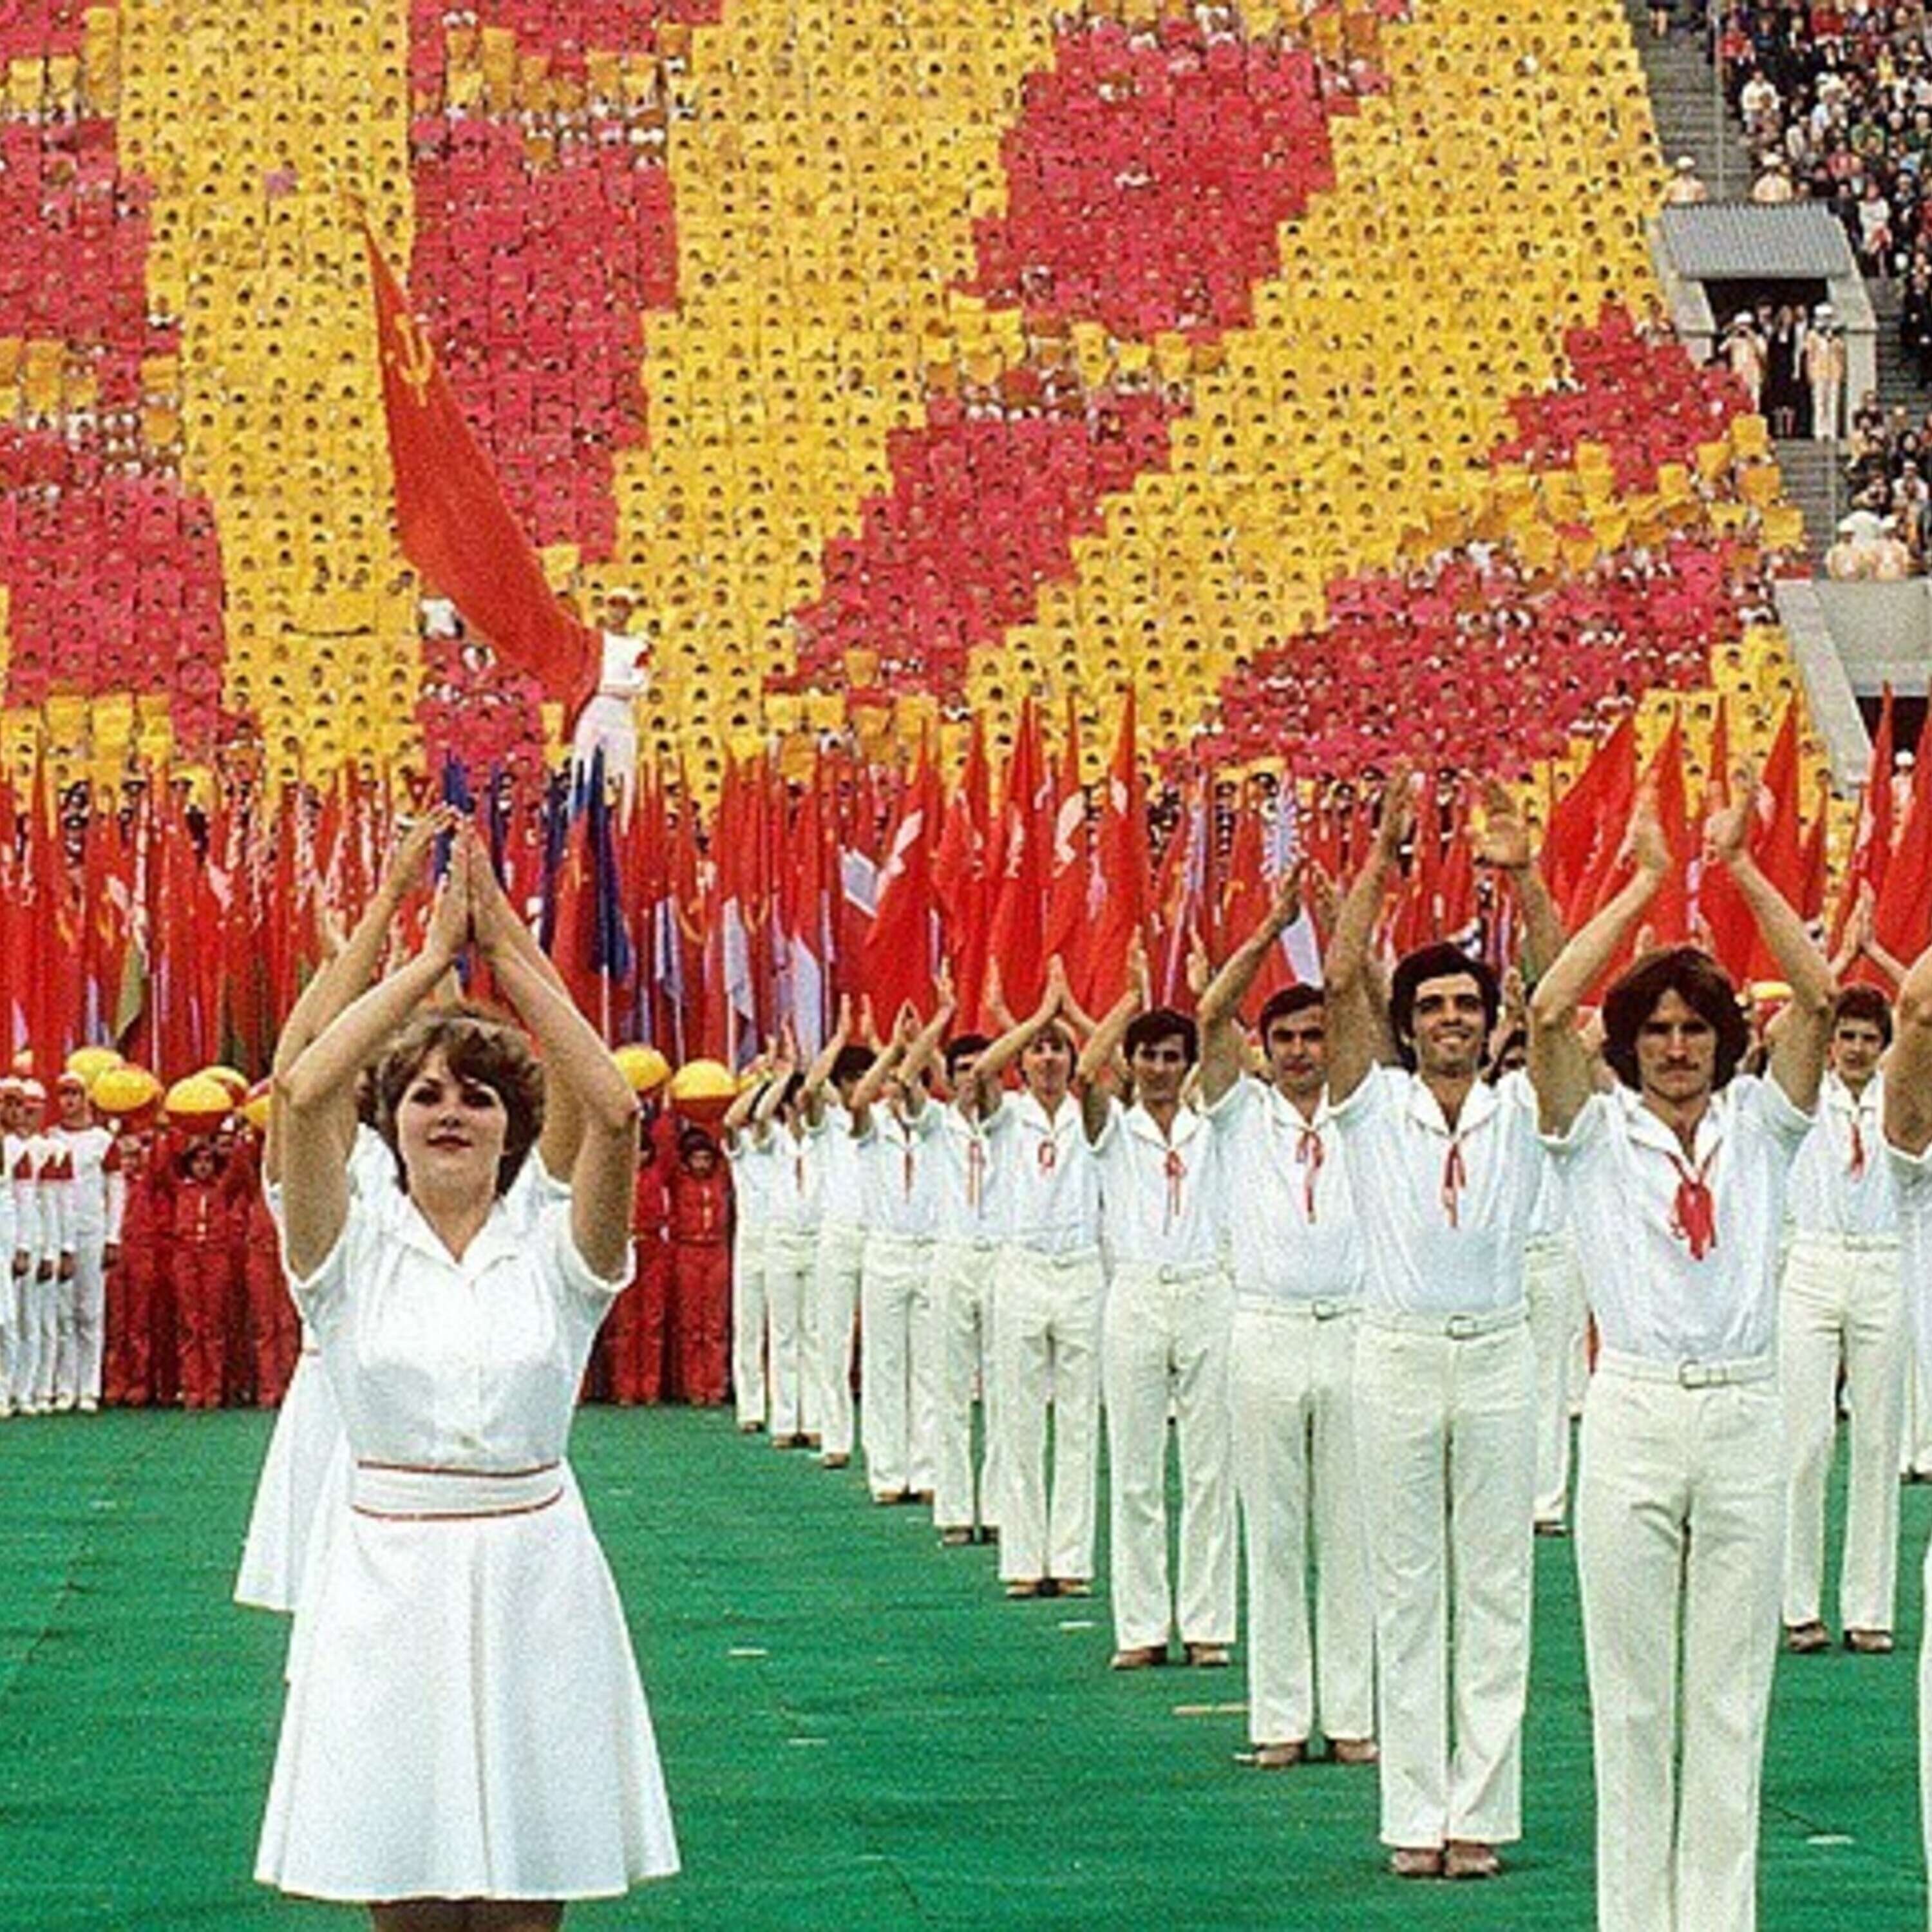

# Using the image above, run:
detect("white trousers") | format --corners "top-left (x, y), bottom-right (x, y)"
top-left (19, 1267), bottom-right (55, 1410)
top-left (930, 1240), bottom-right (1005, 1534)
top-left (996, 1247), bottom-right (1103, 1585)
top-left (731, 1226), bottom-right (768, 1428)
top-left (1354, 1312), bottom-right (1535, 1851)
top-left (1577, 1358), bottom-right (1783, 1932)
top-left (0, 1261), bottom-right (17, 1409)
top-left (1906, 1356), bottom-right (1932, 1477)
top-left (1101, 1261), bottom-right (1235, 1651)
top-left (762, 1226), bottom-right (818, 1439)
top-left (1526, 1233), bottom-right (1586, 1525)
top-left (1231, 1300), bottom-right (1374, 1747)
top-left (1779, 1236), bottom-right (1906, 1632)
top-left (57, 1236), bottom-right (106, 1407)
top-left (814, 1222), bottom-right (866, 1459)
top-left (859, 1232), bottom-right (936, 1499)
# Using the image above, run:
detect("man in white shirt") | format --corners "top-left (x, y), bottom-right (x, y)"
top-left (969, 959), bottom-right (1106, 1597)
top-left (1078, 939), bottom-right (1235, 1672)
top-left (1198, 871), bottom-right (1376, 1771)
top-left (1323, 777), bottom-right (1559, 1880)
top-left (848, 999), bottom-right (952, 1504)
top-left (758, 1056), bottom-right (824, 1451)
top-left (50, 1070), bottom-right (124, 1413)
top-left (1531, 780), bottom-right (1833, 1932)
top-left (926, 1030), bottom-right (1005, 1547)
top-left (721, 1058), bottom-right (782, 1435)
top-left (800, 1001), bottom-right (877, 1472)
top-left (1779, 984), bottom-right (1902, 1656)
top-left (3, 1081), bottom-right (60, 1416)
top-left (1880, 933), bottom-right (1932, 1924)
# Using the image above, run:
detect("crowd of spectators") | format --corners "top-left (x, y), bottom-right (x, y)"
top-left (1831, 389), bottom-right (1932, 566)
top-left (1709, 1), bottom-right (1932, 277)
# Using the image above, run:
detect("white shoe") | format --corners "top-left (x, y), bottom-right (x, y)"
top-left (78, 1397), bottom-right (98, 1414)
top-left (0, 1400), bottom-right (15, 1419)
top-left (53, 1392), bottom-right (76, 1414)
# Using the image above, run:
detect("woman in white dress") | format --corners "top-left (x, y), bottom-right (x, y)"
top-left (258, 829), bottom-right (678, 1929)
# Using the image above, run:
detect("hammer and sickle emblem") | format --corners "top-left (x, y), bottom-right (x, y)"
top-left (388, 308), bottom-right (437, 406)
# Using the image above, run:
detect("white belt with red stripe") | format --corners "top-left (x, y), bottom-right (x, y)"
top-left (351, 1459), bottom-right (565, 1521)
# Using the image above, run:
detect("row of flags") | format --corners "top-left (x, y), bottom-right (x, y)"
top-left (0, 685), bottom-right (1909, 1085)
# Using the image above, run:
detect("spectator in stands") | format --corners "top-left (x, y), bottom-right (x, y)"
top-left (1755, 154), bottom-right (1799, 201)
top-left (1764, 304), bottom-right (1808, 435)
top-left (1725, 312), bottom-right (1768, 409)
top-left (1805, 306), bottom-right (1848, 438)
top-left (1664, 156), bottom-right (1710, 204)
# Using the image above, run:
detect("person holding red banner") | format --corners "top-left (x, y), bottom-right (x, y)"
top-left (1531, 773), bottom-right (1833, 1932)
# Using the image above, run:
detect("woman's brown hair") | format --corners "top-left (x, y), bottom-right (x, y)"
top-left (375, 1003), bottom-right (545, 1197)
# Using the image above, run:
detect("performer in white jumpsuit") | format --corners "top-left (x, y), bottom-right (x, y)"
top-left (50, 1070), bottom-right (126, 1412)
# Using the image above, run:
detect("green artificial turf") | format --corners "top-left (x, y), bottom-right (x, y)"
top-left (0, 1406), bottom-right (1923, 1929)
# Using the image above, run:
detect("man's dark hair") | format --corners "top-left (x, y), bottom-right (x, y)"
top-left (1388, 943), bottom-right (1500, 1070)
top-left (1124, 1007), bottom-right (1198, 1066)
top-left (1258, 985), bottom-right (1325, 1037)
top-left (830, 1044), bottom-right (876, 1089)
top-left (943, 1032), bottom-right (992, 1076)
top-left (1601, 946), bottom-right (1750, 1092)
top-left (1833, 982), bottom-right (1894, 1046)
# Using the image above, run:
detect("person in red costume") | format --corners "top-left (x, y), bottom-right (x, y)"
top-left (668, 1128), bottom-right (733, 1406)
top-left (602, 1104), bottom-right (675, 1403)
top-left (115, 1128), bottom-right (176, 1406)
top-left (173, 1136), bottom-right (240, 1410)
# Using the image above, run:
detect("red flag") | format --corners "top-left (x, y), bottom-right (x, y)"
top-left (1875, 728), bottom-right (1932, 966)
top-left (1834, 684), bottom-right (1895, 954)
top-left (1697, 700), bottom-right (1756, 980)
top-left (1042, 705), bottom-right (1090, 992)
top-left (986, 700), bottom-right (1051, 1014)
top-left (1547, 717), bottom-right (1637, 926)
top-left (866, 749), bottom-right (942, 1023)
top-left (936, 718), bottom-right (994, 1026)
top-left (1089, 690), bottom-right (1151, 1010)
top-left (361, 220), bottom-right (598, 716)
top-left (1745, 703), bottom-right (1806, 983)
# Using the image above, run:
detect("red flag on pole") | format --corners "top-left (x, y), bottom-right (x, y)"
top-left (361, 219), bottom-right (599, 717)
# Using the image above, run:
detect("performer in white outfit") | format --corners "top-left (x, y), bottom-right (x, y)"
top-left (849, 999), bottom-right (952, 1504)
top-left (0, 1075), bottom-right (27, 1416)
top-left (49, 1071), bottom-right (124, 1412)
top-left (968, 960), bottom-right (1104, 1596)
top-left (1078, 936), bottom-right (1236, 1671)
top-left (926, 1028), bottom-right (1006, 1546)
top-left (1322, 776), bottom-right (1558, 1880)
top-left (1779, 984), bottom-right (1902, 1656)
top-left (1530, 779), bottom-right (1832, 1932)
top-left (721, 1063), bottom-right (779, 1434)
top-left (3, 1081), bottom-right (61, 1416)
top-left (261, 826), bottom-right (676, 1921)
top-left (754, 1045), bottom-right (822, 1450)
top-left (1879, 931), bottom-right (1932, 1929)
top-left (1197, 869), bottom-right (1376, 1770)
top-left (800, 1001), bottom-right (875, 1472)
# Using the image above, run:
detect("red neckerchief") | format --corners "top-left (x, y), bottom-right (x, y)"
top-left (1164, 1146), bottom-right (1185, 1231)
top-left (967, 1137), bottom-right (987, 1208)
top-left (1848, 1113), bottom-right (1868, 1180)
top-left (1294, 1122), bottom-right (1323, 1222)
top-left (1037, 1133), bottom-right (1058, 1173)
top-left (902, 1138), bottom-right (914, 1200)
top-left (1662, 1143), bottom-right (1719, 1259)
top-left (1441, 1138), bottom-right (1468, 1228)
